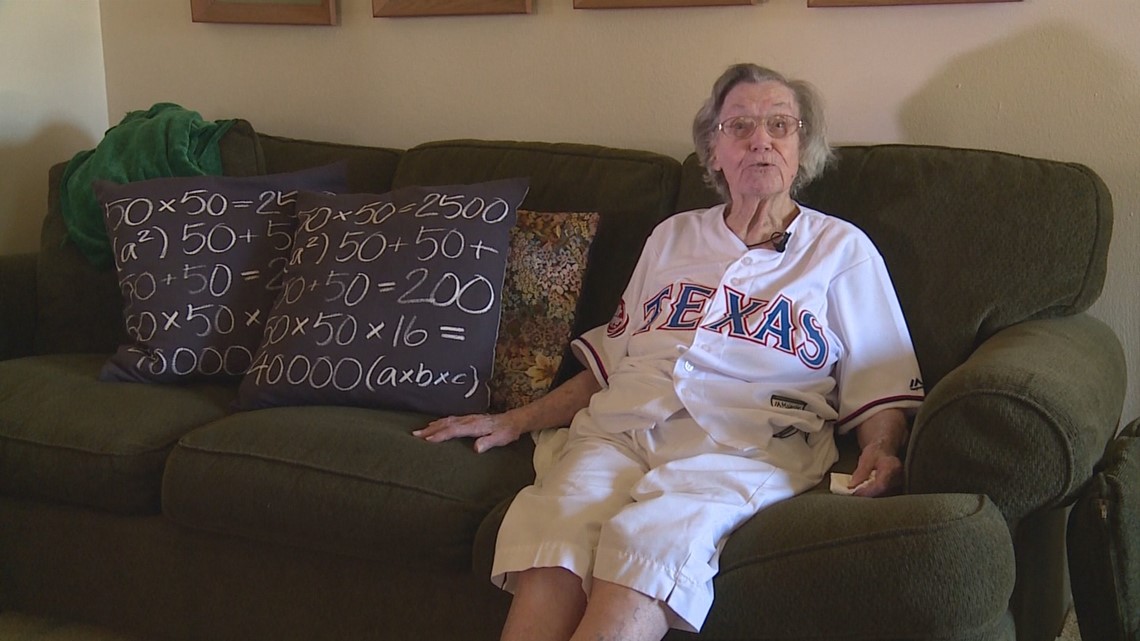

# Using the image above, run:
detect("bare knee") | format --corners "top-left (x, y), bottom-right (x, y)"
top-left (501, 568), bottom-right (588, 641)
top-left (516, 566), bottom-right (586, 600)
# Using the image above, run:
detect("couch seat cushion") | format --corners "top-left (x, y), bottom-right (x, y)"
top-left (0, 354), bottom-right (236, 514)
top-left (161, 405), bottom-right (535, 567)
top-left (703, 493), bottom-right (1015, 639)
top-left (473, 490), bottom-right (1015, 640)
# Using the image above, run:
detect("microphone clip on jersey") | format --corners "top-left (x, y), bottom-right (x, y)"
top-left (773, 232), bottom-right (792, 253)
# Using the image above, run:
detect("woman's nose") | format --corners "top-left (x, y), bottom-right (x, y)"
top-left (749, 128), bottom-right (773, 150)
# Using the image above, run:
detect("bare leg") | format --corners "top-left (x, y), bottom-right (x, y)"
top-left (569, 579), bottom-right (670, 641)
top-left (501, 567), bottom-right (587, 641)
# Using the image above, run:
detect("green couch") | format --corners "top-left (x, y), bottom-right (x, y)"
top-left (0, 123), bottom-right (1127, 641)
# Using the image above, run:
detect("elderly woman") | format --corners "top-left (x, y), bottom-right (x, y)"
top-left (415, 63), bottom-right (924, 641)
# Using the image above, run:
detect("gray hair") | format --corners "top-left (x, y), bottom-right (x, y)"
top-left (692, 64), bottom-right (834, 201)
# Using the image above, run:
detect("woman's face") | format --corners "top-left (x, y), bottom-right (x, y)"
top-left (710, 81), bottom-right (802, 203)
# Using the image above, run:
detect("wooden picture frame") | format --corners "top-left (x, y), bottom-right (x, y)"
top-left (575, 0), bottom-right (755, 8)
top-left (373, 0), bottom-right (532, 17)
top-left (190, 0), bottom-right (337, 25)
top-left (809, 0), bottom-right (1018, 6)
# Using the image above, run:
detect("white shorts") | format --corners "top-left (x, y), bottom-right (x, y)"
top-left (491, 410), bottom-right (834, 632)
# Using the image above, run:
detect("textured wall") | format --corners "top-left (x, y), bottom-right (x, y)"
top-left (0, 0), bottom-right (108, 255)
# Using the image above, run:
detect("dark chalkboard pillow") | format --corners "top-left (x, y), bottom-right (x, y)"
top-left (236, 178), bottom-right (529, 416)
top-left (96, 163), bottom-right (349, 383)
top-left (489, 210), bottom-right (600, 413)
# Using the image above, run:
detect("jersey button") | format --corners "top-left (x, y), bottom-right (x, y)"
top-left (683, 361), bottom-right (694, 372)
top-left (742, 257), bottom-right (754, 266)
top-left (730, 278), bottom-right (742, 286)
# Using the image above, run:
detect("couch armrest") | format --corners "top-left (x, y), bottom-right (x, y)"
top-left (0, 252), bottom-right (38, 360)
top-left (907, 314), bottom-right (1126, 525)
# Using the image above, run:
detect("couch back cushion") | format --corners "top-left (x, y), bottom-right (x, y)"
top-left (676, 144), bottom-right (1113, 388)
top-left (257, 133), bottom-right (403, 195)
top-left (393, 140), bottom-right (682, 385)
top-left (36, 162), bottom-right (130, 355)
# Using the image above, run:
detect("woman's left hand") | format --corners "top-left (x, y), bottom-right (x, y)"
top-left (849, 441), bottom-right (904, 497)
top-left (849, 408), bottom-right (909, 497)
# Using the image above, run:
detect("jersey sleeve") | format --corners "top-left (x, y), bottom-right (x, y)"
top-left (827, 249), bottom-right (924, 434)
top-left (569, 229), bottom-right (660, 388)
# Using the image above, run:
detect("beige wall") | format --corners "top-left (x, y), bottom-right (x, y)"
top-left (93, 0), bottom-right (1140, 421)
top-left (0, 0), bottom-right (108, 254)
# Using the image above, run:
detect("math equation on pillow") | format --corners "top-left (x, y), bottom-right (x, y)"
top-left (237, 178), bottom-right (528, 416)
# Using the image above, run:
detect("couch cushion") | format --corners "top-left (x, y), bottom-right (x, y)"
top-left (35, 163), bottom-right (134, 356)
top-left (474, 490), bottom-right (1015, 640)
top-left (392, 140), bottom-right (682, 386)
top-left (162, 405), bottom-right (535, 566)
top-left (704, 493), bottom-right (1014, 638)
top-left (490, 210), bottom-right (599, 412)
top-left (677, 145), bottom-right (1112, 389)
top-left (0, 354), bottom-right (236, 514)
top-left (0, 252), bottom-right (37, 360)
top-left (258, 134), bottom-right (403, 195)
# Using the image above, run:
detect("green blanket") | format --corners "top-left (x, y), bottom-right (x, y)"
top-left (60, 103), bottom-right (236, 269)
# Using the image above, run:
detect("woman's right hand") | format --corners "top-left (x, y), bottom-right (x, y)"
top-left (413, 413), bottom-right (522, 453)
top-left (413, 369), bottom-right (601, 454)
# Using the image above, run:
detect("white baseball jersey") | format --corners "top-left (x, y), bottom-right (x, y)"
top-left (495, 204), bottom-right (925, 632)
top-left (570, 203), bottom-right (924, 456)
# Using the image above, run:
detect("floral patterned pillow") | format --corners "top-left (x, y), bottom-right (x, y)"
top-left (490, 210), bottom-right (600, 412)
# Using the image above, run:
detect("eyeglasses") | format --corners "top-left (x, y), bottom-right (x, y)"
top-left (717, 115), bottom-right (803, 140)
